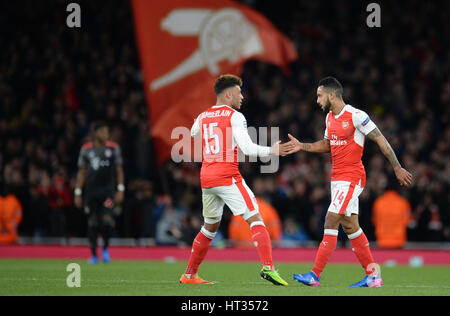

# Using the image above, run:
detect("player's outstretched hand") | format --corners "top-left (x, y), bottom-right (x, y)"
top-left (271, 140), bottom-right (291, 156)
top-left (394, 167), bottom-right (414, 187)
top-left (284, 134), bottom-right (303, 155)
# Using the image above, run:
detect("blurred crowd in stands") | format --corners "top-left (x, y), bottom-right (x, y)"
top-left (0, 0), bottom-right (449, 246)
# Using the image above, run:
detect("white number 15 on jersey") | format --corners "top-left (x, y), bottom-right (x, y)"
top-left (203, 123), bottom-right (221, 155)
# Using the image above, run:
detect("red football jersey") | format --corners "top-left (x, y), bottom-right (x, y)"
top-left (191, 105), bottom-right (271, 189)
top-left (196, 105), bottom-right (241, 188)
top-left (325, 105), bottom-right (377, 187)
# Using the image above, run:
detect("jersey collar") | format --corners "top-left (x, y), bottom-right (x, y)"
top-left (333, 104), bottom-right (349, 119)
top-left (212, 104), bottom-right (234, 110)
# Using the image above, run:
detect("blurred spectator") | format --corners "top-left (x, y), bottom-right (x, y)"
top-left (287, 179), bottom-right (313, 237)
top-left (154, 196), bottom-right (187, 245)
top-left (177, 213), bottom-right (203, 246)
top-left (47, 175), bottom-right (72, 236)
top-left (0, 188), bottom-right (23, 244)
top-left (372, 180), bottom-right (412, 248)
top-left (281, 217), bottom-right (310, 247)
top-left (28, 172), bottom-right (52, 238)
top-left (138, 180), bottom-right (156, 239)
top-left (228, 197), bottom-right (282, 248)
top-left (408, 192), bottom-right (445, 242)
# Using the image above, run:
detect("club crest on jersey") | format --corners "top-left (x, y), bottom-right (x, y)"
top-left (342, 121), bottom-right (350, 129)
top-left (105, 149), bottom-right (112, 158)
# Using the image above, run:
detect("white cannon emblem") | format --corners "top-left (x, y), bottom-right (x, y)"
top-left (150, 8), bottom-right (264, 92)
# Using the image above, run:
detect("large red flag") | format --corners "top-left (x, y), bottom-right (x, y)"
top-left (131, 0), bottom-right (298, 164)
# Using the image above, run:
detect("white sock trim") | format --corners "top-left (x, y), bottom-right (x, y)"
top-left (204, 216), bottom-right (222, 224)
top-left (200, 227), bottom-right (216, 240)
top-left (347, 228), bottom-right (363, 240)
top-left (324, 229), bottom-right (339, 236)
top-left (250, 221), bottom-right (265, 229)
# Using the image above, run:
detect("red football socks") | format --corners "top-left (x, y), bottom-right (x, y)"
top-left (312, 230), bottom-right (338, 278)
top-left (251, 222), bottom-right (274, 270)
top-left (184, 228), bottom-right (214, 277)
top-left (185, 223), bottom-right (276, 276)
top-left (348, 229), bottom-right (375, 274)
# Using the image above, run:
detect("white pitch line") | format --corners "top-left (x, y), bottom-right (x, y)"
top-left (3, 278), bottom-right (449, 290)
top-left (391, 285), bottom-right (450, 289)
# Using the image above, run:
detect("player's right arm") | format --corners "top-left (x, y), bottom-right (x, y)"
top-left (74, 148), bottom-right (88, 209)
top-left (285, 134), bottom-right (331, 154)
top-left (74, 168), bottom-right (86, 209)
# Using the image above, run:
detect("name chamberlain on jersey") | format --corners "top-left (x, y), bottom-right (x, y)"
top-left (198, 109), bottom-right (233, 120)
top-left (77, 141), bottom-right (123, 195)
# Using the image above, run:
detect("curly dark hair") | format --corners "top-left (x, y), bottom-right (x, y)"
top-left (214, 74), bottom-right (243, 96)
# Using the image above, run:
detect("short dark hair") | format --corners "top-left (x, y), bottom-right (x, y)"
top-left (318, 76), bottom-right (343, 97)
top-left (93, 121), bottom-right (108, 131)
top-left (214, 74), bottom-right (242, 96)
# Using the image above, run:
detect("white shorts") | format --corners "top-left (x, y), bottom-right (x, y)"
top-left (202, 179), bottom-right (259, 224)
top-left (327, 181), bottom-right (364, 217)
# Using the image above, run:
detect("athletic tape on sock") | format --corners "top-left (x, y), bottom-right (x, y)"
top-left (200, 227), bottom-right (216, 239)
top-left (250, 221), bottom-right (266, 229)
top-left (324, 229), bottom-right (339, 236)
top-left (204, 216), bottom-right (222, 224)
top-left (347, 228), bottom-right (363, 240)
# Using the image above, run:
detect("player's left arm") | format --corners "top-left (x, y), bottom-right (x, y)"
top-left (367, 128), bottom-right (413, 187)
top-left (231, 113), bottom-right (291, 157)
top-left (74, 148), bottom-right (88, 209)
top-left (191, 115), bottom-right (201, 138)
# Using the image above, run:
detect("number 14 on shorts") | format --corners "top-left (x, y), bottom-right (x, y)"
top-left (328, 181), bottom-right (362, 216)
top-left (332, 190), bottom-right (345, 209)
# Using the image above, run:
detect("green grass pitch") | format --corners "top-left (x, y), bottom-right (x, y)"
top-left (0, 259), bottom-right (449, 296)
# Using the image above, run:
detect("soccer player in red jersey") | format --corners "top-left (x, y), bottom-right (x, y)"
top-left (287, 77), bottom-right (413, 287)
top-left (180, 74), bottom-right (290, 285)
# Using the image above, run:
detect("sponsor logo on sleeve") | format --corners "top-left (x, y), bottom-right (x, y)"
top-left (362, 117), bottom-right (370, 126)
